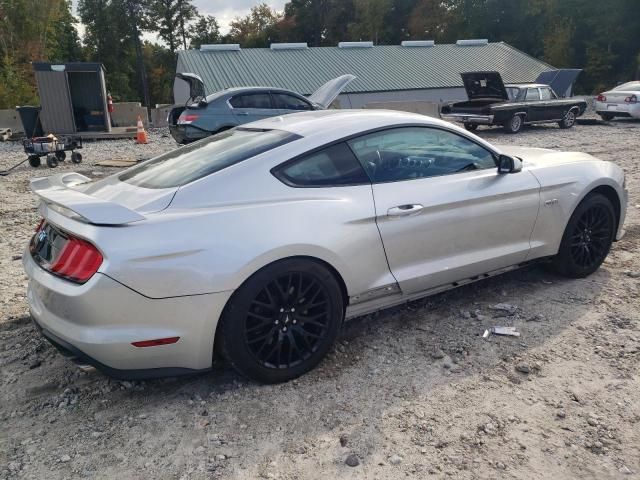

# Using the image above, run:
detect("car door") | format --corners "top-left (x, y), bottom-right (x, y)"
top-left (228, 91), bottom-right (278, 124)
top-left (347, 126), bottom-right (541, 295)
top-left (271, 92), bottom-right (315, 115)
top-left (523, 87), bottom-right (542, 121)
top-left (538, 87), bottom-right (562, 120)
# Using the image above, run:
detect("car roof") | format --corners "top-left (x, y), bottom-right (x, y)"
top-left (245, 109), bottom-right (463, 139)
top-left (205, 86), bottom-right (302, 103)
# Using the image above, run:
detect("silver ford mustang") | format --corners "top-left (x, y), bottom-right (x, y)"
top-left (24, 110), bottom-right (627, 383)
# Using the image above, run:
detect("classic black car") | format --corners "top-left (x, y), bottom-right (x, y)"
top-left (441, 71), bottom-right (587, 134)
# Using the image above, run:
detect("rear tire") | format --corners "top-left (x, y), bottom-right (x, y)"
top-left (550, 193), bottom-right (616, 278)
top-left (559, 109), bottom-right (577, 129)
top-left (464, 123), bottom-right (478, 131)
top-left (218, 259), bottom-right (344, 383)
top-left (504, 114), bottom-right (523, 134)
top-left (599, 113), bottom-right (614, 121)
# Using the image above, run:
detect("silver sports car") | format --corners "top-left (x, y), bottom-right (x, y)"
top-left (24, 110), bottom-right (627, 383)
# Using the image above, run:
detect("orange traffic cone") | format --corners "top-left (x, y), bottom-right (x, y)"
top-left (136, 115), bottom-right (149, 144)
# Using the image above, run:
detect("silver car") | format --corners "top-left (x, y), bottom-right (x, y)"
top-left (24, 110), bottom-right (627, 383)
top-left (168, 74), bottom-right (355, 144)
top-left (595, 81), bottom-right (640, 121)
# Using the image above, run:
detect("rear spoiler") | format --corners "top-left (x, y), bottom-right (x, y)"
top-left (30, 173), bottom-right (145, 225)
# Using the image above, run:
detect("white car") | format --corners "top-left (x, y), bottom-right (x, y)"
top-left (595, 81), bottom-right (640, 120)
top-left (24, 110), bottom-right (627, 383)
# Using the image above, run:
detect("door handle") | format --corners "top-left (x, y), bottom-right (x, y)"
top-left (387, 204), bottom-right (424, 217)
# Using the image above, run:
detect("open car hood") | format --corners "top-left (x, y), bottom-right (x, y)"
top-left (176, 72), bottom-right (205, 103)
top-left (307, 74), bottom-right (356, 109)
top-left (461, 71), bottom-right (508, 101)
top-left (535, 69), bottom-right (582, 98)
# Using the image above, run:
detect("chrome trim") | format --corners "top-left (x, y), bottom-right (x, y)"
top-left (350, 283), bottom-right (401, 305)
top-left (441, 113), bottom-right (494, 125)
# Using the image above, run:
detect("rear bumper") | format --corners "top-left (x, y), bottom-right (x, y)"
top-left (24, 250), bottom-right (233, 378)
top-left (595, 101), bottom-right (640, 118)
top-left (441, 113), bottom-right (495, 125)
top-left (169, 124), bottom-right (212, 144)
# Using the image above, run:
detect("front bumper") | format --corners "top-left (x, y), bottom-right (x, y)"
top-left (441, 113), bottom-right (495, 125)
top-left (24, 251), bottom-right (233, 378)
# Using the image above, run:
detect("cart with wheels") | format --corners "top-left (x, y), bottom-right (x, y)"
top-left (23, 136), bottom-right (83, 169)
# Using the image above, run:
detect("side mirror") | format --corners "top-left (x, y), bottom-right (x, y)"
top-left (497, 154), bottom-right (523, 174)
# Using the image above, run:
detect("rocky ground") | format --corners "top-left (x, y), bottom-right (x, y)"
top-left (0, 119), bottom-right (639, 480)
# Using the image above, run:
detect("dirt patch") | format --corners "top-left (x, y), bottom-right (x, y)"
top-left (1, 120), bottom-right (639, 479)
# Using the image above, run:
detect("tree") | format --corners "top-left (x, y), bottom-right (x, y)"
top-left (349, 0), bottom-right (392, 44)
top-left (190, 15), bottom-right (221, 49)
top-left (146, 0), bottom-right (198, 52)
top-left (228, 3), bottom-right (282, 47)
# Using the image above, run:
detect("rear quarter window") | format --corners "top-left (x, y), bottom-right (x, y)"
top-left (119, 128), bottom-right (299, 188)
top-left (273, 143), bottom-right (370, 187)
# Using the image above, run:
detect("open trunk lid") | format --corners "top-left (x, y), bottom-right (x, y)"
top-left (176, 72), bottom-right (206, 104)
top-left (461, 71), bottom-right (508, 101)
top-left (31, 172), bottom-right (176, 225)
top-left (307, 74), bottom-right (356, 109)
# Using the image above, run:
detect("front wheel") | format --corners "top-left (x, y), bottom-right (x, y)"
top-left (218, 259), bottom-right (344, 383)
top-left (464, 123), bottom-right (478, 131)
top-left (550, 193), bottom-right (616, 278)
top-left (504, 114), bottom-right (523, 134)
top-left (559, 109), bottom-right (577, 129)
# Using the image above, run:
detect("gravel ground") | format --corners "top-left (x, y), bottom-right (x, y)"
top-left (1, 119), bottom-right (639, 480)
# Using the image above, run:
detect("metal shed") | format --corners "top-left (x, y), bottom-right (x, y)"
top-left (33, 62), bottom-right (111, 135)
top-left (174, 41), bottom-right (556, 109)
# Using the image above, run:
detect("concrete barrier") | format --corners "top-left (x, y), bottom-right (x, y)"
top-left (363, 101), bottom-right (441, 118)
top-left (0, 109), bottom-right (25, 136)
top-left (110, 102), bottom-right (148, 127)
top-left (151, 105), bottom-right (173, 128)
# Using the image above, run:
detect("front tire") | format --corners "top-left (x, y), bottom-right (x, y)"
top-left (551, 193), bottom-right (616, 278)
top-left (464, 123), bottom-right (478, 131)
top-left (559, 109), bottom-right (577, 129)
top-left (218, 259), bottom-right (344, 383)
top-left (504, 114), bottom-right (523, 134)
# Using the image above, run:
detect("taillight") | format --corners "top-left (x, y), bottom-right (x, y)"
top-left (179, 113), bottom-right (199, 123)
top-left (625, 95), bottom-right (637, 104)
top-left (596, 94), bottom-right (606, 102)
top-left (50, 237), bottom-right (103, 283)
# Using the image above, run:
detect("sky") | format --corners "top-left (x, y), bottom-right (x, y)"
top-left (72, 0), bottom-right (287, 42)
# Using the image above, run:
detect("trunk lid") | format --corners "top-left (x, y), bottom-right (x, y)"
top-left (307, 74), bottom-right (356, 109)
top-left (176, 72), bottom-right (206, 103)
top-left (31, 172), bottom-right (176, 225)
top-left (460, 72), bottom-right (508, 101)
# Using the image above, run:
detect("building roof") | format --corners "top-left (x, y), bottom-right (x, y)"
top-left (176, 42), bottom-right (554, 96)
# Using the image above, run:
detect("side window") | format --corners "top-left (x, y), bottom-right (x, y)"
top-left (539, 88), bottom-right (553, 100)
top-left (525, 88), bottom-right (540, 101)
top-left (229, 93), bottom-right (273, 109)
top-left (273, 143), bottom-right (370, 187)
top-left (347, 127), bottom-right (496, 183)
top-left (272, 93), bottom-right (312, 111)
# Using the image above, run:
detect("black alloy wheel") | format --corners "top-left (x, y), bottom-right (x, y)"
top-left (245, 272), bottom-right (331, 369)
top-left (551, 193), bottom-right (616, 278)
top-left (219, 259), bottom-right (343, 383)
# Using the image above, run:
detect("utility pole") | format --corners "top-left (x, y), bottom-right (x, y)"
top-left (127, 0), bottom-right (151, 112)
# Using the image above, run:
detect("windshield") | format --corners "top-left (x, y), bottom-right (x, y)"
top-left (119, 128), bottom-right (300, 189)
